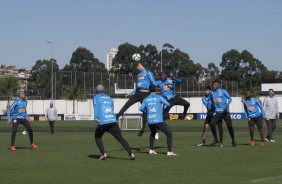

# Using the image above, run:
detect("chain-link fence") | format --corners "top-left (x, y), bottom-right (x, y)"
top-left (50, 71), bottom-right (239, 99)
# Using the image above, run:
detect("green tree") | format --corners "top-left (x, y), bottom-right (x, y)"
top-left (60, 47), bottom-right (107, 96)
top-left (67, 47), bottom-right (107, 73)
top-left (28, 59), bottom-right (59, 98)
top-left (204, 63), bottom-right (220, 79)
top-left (63, 83), bottom-right (87, 114)
top-left (220, 49), bottom-right (267, 91)
top-left (0, 75), bottom-right (20, 111)
top-left (110, 42), bottom-right (140, 75)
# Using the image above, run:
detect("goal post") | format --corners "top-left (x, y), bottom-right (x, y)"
top-left (118, 114), bottom-right (143, 130)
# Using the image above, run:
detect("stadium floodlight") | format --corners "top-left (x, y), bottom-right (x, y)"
top-left (47, 41), bottom-right (54, 102)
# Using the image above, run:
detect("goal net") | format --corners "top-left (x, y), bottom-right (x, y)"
top-left (118, 114), bottom-right (143, 130)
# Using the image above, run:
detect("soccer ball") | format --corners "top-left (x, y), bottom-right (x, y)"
top-left (22, 130), bottom-right (27, 135)
top-left (132, 53), bottom-right (141, 61)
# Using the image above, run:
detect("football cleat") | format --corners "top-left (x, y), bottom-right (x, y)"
top-left (210, 140), bottom-right (219, 146)
top-left (197, 142), bottom-right (205, 147)
top-left (149, 149), bottom-right (158, 155)
top-left (30, 143), bottom-right (38, 149)
top-left (130, 153), bottom-right (135, 160)
top-left (11, 146), bottom-right (16, 151)
top-left (167, 152), bottom-right (177, 156)
top-left (250, 140), bottom-right (255, 146)
top-left (99, 153), bottom-right (107, 160)
top-left (269, 139), bottom-right (275, 143)
top-left (260, 141), bottom-right (265, 146)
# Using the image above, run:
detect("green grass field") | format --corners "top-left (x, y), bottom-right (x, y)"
top-left (0, 120), bottom-right (282, 184)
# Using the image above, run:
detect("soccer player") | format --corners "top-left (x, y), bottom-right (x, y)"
top-left (209, 80), bottom-right (236, 147)
top-left (45, 102), bottom-right (58, 134)
top-left (197, 86), bottom-right (223, 147)
top-left (115, 60), bottom-right (156, 137)
top-left (7, 89), bottom-right (37, 151)
top-left (154, 72), bottom-right (190, 140)
top-left (140, 84), bottom-right (177, 156)
top-left (93, 85), bottom-right (135, 160)
top-left (155, 72), bottom-right (190, 120)
top-left (243, 91), bottom-right (266, 146)
top-left (263, 89), bottom-right (280, 142)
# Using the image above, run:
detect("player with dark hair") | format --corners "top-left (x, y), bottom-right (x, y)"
top-left (209, 80), bottom-right (236, 147)
top-left (153, 72), bottom-right (190, 139)
top-left (243, 91), bottom-right (265, 146)
top-left (93, 85), bottom-right (135, 160)
top-left (116, 60), bottom-right (155, 137)
top-left (197, 86), bottom-right (223, 147)
top-left (263, 89), bottom-right (279, 142)
top-left (7, 89), bottom-right (38, 151)
top-left (155, 71), bottom-right (190, 120)
top-left (140, 84), bottom-right (177, 156)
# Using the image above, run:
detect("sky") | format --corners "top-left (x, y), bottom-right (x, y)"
top-left (1, 0), bottom-right (281, 71)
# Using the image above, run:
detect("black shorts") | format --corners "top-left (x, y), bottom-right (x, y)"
top-left (204, 115), bottom-right (213, 125)
top-left (248, 116), bottom-right (263, 128)
top-left (205, 115), bottom-right (222, 125)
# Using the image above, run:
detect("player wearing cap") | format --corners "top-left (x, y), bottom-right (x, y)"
top-left (93, 85), bottom-right (135, 160)
top-left (45, 102), bottom-right (58, 134)
top-left (243, 91), bottom-right (265, 146)
top-left (7, 89), bottom-right (37, 151)
top-left (116, 61), bottom-right (156, 137)
top-left (140, 84), bottom-right (177, 156)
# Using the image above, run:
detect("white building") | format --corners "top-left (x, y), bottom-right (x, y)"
top-left (106, 48), bottom-right (118, 71)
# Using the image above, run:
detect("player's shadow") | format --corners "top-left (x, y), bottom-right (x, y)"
top-left (87, 154), bottom-right (130, 160)
top-left (131, 146), bottom-right (166, 154)
top-left (7, 147), bottom-right (30, 150)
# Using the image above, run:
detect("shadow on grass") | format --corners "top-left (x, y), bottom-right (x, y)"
top-left (87, 154), bottom-right (130, 160)
top-left (7, 146), bottom-right (30, 150)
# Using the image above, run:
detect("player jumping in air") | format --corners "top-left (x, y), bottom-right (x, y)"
top-left (115, 60), bottom-right (155, 137)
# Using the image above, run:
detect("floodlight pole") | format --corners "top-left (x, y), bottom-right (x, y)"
top-left (47, 41), bottom-right (54, 102)
top-left (160, 49), bottom-right (163, 72)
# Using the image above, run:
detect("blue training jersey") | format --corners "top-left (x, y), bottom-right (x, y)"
top-left (92, 93), bottom-right (117, 125)
top-left (243, 97), bottom-right (265, 119)
top-left (210, 88), bottom-right (232, 113)
top-left (131, 68), bottom-right (155, 95)
top-left (155, 77), bottom-right (182, 101)
top-left (7, 98), bottom-right (28, 119)
top-left (140, 93), bottom-right (170, 124)
top-left (202, 94), bottom-right (214, 116)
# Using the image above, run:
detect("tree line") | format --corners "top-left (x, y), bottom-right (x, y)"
top-left (2, 42), bottom-right (282, 101)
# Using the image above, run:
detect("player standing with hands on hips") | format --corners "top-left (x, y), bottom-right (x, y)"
top-left (7, 89), bottom-right (38, 151)
top-left (93, 85), bottom-right (135, 160)
top-left (45, 102), bottom-right (58, 134)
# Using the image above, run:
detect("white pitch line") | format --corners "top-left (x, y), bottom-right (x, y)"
top-left (250, 175), bottom-right (282, 183)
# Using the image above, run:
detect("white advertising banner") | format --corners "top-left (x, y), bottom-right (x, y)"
top-left (64, 114), bottom-right (93, 120)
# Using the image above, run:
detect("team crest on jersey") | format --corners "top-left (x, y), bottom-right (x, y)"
top-left (218, 89), bottom-right (222, 96)
top-left (251, 99), bottom-right (255, 105)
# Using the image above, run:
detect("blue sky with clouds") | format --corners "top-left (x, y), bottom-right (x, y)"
top-left (1, 0), bottom-right (281, 71)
